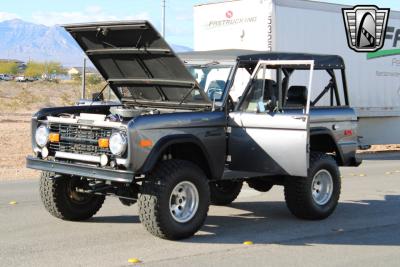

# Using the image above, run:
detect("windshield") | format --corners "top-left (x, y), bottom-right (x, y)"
top-left (186, 64), bottom-right (233, 101)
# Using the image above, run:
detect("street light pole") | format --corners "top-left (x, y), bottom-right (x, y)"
top-left (81, 57), bottom-right (86, 99)
top-left (161, 0), bottom-right (166, 37)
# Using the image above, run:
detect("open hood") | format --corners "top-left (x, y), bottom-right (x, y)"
top-left (63, 21), bottom-right (210, 107)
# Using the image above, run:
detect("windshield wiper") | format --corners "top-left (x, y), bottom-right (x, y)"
top-left (200, 61), bottom-right (220, 68)
top-left (187, 61), bottom-right (220, 68)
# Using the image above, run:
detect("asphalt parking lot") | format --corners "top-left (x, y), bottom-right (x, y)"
top-left (1, 153), bottom-right (400, 267)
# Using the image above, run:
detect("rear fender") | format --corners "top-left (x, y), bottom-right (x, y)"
top-left (310, 128), bottom-right (346, 165)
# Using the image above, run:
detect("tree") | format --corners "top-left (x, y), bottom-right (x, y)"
top-left (24, 61), bottom-right (43, 77)
top-left (24, 60), bottom-right (66, 78)
top-left (86, 74), bottom-right (102, 85)
top-left (45, 61), bottom-right (66, 76)
top-left (0, 61), bottom-right (18, 74)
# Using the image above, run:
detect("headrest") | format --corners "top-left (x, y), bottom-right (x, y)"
top-left (264, 79), bottom-right (276, 87)
top-left (208, 80), bottom-right (225, 90)
top-left (264, 79), bottom-right (277, 97)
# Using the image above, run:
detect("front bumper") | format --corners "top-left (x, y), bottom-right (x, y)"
top-left (26, 156), bottom-right (134, 183)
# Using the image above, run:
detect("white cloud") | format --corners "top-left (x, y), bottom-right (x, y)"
top-left (0, 12), bottom-right (19, 21)
top-left (31, 7), bottom-right (150, 26)
top-left (123, 12), bottom-right (151, 21)
top-left (85, 5), bottom-right (103, 14)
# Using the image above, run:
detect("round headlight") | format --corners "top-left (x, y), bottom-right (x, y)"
top-left (35, 125), bottom-right (49, 147)
top-left (109, 132), bottom-right (127, 155)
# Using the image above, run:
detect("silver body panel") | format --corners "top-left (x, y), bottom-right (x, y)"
top-left (227, 60), bottom-right (314, 177)
top-left (229, 112), bottom-right (308, 176)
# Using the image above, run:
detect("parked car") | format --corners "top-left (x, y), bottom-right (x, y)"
top-left (26, 21), bottom-right (361, 240)
top-left (0, 74), bottom-right (13, 81)
top-left (27, 77), bottom-right (39, 82)
top-left (15, 75), bottom-right (28, 82)
top-left (15, 76), bottom-right (36, 82)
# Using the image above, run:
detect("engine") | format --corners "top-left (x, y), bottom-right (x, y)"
top-left (108, 106), bottom-right (160, 121)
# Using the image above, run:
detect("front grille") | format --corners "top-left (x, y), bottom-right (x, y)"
top-left (49, 123), bottom-right (113, 156)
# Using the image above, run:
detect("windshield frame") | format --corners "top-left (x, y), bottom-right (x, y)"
top-left (183, 60), bottom-right (237, 109)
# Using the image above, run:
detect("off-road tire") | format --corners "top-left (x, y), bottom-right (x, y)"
top-left (138, 160), bottom-right (210, 240)
top-left (40, 172), bottom-right (105, 221)
top-left (209, 180), bottom-right (242, 205)
top-left (284, 152), bottom-right (341, 220)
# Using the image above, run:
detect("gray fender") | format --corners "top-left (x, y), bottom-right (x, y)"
top-left (138, 134), bottom-right (217, 177)
top-left (310, 127), bottom-right (346, 165)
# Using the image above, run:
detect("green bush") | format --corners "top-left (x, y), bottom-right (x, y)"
top-left (86, 74), bottom-right (102, 85)
top-left (0, 61), bottom-right (18, 74)
top-left (25, 60), bottom-right (66, 78)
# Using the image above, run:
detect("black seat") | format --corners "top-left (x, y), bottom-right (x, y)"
top-left (208, 80), bottom-right (225, 91)
top-left (264, 79), bottom-right (277, 99)
top-left (286, 86), bottom-right (307, 107)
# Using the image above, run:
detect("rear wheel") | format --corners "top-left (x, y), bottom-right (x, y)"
top-left (209, 180), bottom-right (242, 205)
top-left (39, 172), bottom-right (105, 221)
top-left (138, 160), bottom-right (210, 240)
top-left (284, 152), bottom-right (341, 220)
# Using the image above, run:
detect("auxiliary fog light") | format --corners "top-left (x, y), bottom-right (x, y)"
top-left (41, 147), bottom-right (49, 159)
top-left (100, 154), bottom-right (109, 167)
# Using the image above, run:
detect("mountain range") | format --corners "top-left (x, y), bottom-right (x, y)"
top-left (0, 19), bottom-right (192, 67)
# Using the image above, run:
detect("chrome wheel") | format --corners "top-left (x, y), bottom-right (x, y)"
top-left (311, 169), bottom-right (333, 205)
top-left (169, 181), bottom-right (199, 223)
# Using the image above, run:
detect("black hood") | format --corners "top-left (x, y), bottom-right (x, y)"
top-left (63, 21), bottom-right (210, 107)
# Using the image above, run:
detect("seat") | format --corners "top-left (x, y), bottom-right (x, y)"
top-left (264, 79), bottom-right (277, 101)
top-left (286, 86), bottom-right (307, 107)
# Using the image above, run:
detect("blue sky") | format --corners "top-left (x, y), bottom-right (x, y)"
top-left (0, 0), bottom-right (399, 48)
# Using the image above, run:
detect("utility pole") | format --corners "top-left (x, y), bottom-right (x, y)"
top-left (81, 57), bottom-right (86, 99)
top-left (161, 0), bottom-right (166, 37)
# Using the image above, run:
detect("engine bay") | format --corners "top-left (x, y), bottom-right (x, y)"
top-left (42, 105), bottom-right (184, 126)
top-left (108, 106), bottom-right (161, 121)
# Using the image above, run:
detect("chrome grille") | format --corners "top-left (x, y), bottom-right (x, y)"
top-left (48, 123), bottom-right (113, 156)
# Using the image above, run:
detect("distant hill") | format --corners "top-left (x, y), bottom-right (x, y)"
top-left (0, 19), bottom-right (192, 66)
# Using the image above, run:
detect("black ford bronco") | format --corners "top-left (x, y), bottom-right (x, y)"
top-left (27, 21), bottom-right (361, 240)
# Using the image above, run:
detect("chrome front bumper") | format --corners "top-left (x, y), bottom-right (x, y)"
top-left (26, 156), bottom-right (134, 183)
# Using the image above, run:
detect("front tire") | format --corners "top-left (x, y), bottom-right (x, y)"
top-left (209, 180), bottom-right (242, 205)
top-left (40, 172), bottom-right (105, 221)
top-left (284, 152), bottom-right (341, 220)
top-left (138, 160), bottom-right (210, 240)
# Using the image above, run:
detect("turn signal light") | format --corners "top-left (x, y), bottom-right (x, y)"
top-left (139, 139), bottom-right (153, 148)
top-left (344, 130), bottom-right (353, 136)
top-left (49, 133), bottom-right (60, 143)
top-left (98, 138), bottom-right (109, 148)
